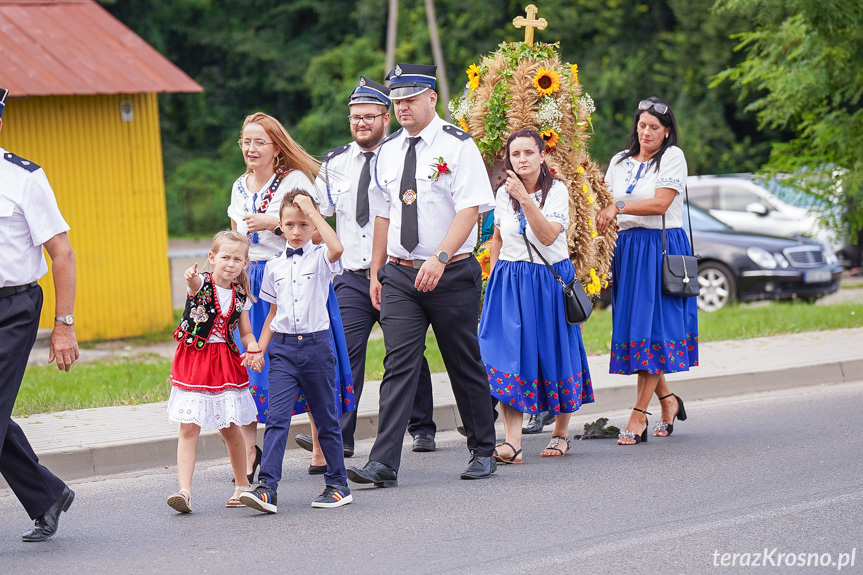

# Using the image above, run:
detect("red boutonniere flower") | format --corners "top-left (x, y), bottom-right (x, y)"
top-left (430, 157), bottom-right (451, 182)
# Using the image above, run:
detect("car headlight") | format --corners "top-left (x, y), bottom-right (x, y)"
top-left (747, 246), bottom-right (778, 269)
top-left (823, 247), bottom-right (839, 265)
top-left (773, 252), bottom-right (790, 268)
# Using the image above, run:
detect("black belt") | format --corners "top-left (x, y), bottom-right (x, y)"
top-left (347, 269), bottom-right (371, 280)
top-left (0, 282), bottom-right (38, 299)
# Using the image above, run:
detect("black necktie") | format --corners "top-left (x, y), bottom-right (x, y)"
top-left (356, 151), bottom-right (374, 227)
top-left (400, 137), bottom-right (421, 252)
top-left (285, 247), bottom-right (304, 257)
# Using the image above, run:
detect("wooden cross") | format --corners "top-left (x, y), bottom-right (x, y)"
top-left (512, 4), bottom-right (548, 46)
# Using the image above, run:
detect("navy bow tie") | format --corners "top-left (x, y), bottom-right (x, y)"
top-left (285, 247), bottom-right (304, 257)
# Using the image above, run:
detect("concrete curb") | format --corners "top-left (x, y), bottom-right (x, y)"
top-left (16, 355), bottom-right (862, 486)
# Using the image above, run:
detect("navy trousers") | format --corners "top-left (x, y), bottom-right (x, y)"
top-left (259, 331), bottom-right (347, 489)
top-left (334, 270), bottom-right (436, 445)
top-left (370, 258), bottom-right (496, 471)
top-left (0, 286), bottom-right (67, 519)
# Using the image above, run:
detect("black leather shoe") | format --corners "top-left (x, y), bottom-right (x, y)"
top-left (22, 486), bottom-right (75, 542)
top-left (308, 464), bottom-right (327, 475)
top-left (411, 434), bottom-right (436, 452)
top-left (523, 411), bottom-right (555, 434)
top-left (347, 461), bottom-right (398, 487)
top-left (460, 453), bottom-right (496, 480)
top-left (295, 434), bottom-right (354, 458)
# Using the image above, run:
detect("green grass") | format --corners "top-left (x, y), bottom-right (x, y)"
top-left (14, 300), bottom-right (862, 416)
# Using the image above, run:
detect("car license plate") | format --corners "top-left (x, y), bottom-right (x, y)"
top-left (804, 270), bottom-right (832, 283)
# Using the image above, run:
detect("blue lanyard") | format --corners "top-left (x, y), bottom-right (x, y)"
top-left (625, 162), bottom-right (647, 195)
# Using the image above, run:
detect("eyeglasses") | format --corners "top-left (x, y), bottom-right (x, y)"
top-left (638, 100), bottom-right (669, 115)
top-left (237, 139), bottom-right (275, 150)
top-left (347, 113), bottom-right (386, 125)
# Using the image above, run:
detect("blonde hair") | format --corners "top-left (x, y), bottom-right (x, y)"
top-left (205, 230), bottom-right (257, 303)
top-left (241, 112), bottom-right (321, 184)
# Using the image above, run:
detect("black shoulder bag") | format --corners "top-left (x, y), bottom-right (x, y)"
top-left (523, 235), bottom-right (592, 325)
top-left (661, 187), bottom-right (700, 297)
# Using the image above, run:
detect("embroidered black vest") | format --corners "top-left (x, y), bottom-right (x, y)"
top-left (173, 272), bottom-right (248, 352)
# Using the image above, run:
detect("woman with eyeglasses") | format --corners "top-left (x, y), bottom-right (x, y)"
top-left (595, 97), bottom-right (697, 445)
top-left (227, 113), bottom-right (353, 481)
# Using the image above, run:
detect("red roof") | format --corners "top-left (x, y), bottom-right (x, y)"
top-left (0, 0), bottom-right (202, 96)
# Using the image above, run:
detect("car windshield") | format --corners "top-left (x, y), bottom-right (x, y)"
top-left (683, 204), bottom-right (731, 232)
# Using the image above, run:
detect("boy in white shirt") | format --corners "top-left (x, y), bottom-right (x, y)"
top-left (240, 189), bottom-right (351, 512)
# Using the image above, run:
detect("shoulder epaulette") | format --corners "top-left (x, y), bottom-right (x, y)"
top-left (3, 152), bottom-right (40, 173)
top-left (442, 124), bottom-right (471, 141)
top-left (380, 128), bottom-right (403, 146)
top-left (323, 144), bottom-right (351, 161)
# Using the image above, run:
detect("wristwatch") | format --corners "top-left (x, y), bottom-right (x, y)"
top-left (273, 225), bottom-right (283, 236)
top-left (435, 251), bottom-right (450, 264)
top-left (616, 200), bottom-right (626, 213)
top-left (54, 315), bottom-right (74, 326)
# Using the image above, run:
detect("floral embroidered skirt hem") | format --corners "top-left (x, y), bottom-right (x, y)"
top-left (167, 387), bottom-right (258, 430)
top-left (479, 259), bottom-right (595, 414)
top-left (609, 227), bottom-right (699, 375)
top-left (234, 262), bottom-right (355, 421)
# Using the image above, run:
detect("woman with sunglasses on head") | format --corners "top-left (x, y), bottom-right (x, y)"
top-left (227, 113), bottom-right (353, 481)
top-left (595, 97), bottom-right (697, 445)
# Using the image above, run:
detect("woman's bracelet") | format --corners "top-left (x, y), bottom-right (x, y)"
top-left (245, 349), bottom-right (263, 354)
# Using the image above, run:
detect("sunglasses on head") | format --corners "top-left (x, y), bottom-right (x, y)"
top-left (638, 100), bottom-right (669, 115)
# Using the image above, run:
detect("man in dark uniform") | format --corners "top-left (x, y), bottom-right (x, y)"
top-left (0, 88), bottom-right (80, 541)
top-left (347, 64), bottom-right (498, 487)
top-left (298, 77), bottom-right (438, 460)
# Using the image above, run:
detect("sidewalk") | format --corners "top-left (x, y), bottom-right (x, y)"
top-left (7, 327), bottom-right (862, 488)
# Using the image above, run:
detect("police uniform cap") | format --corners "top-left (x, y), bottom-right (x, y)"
top-left (385, 63), bottom-right (437, 100)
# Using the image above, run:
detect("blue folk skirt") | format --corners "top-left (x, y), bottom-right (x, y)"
top-left (235, 260), bottom-right (355, 422)
top-left (610, 228), bottom-right (699, 375)
top-left (478, 259), bottom-right (594, 414)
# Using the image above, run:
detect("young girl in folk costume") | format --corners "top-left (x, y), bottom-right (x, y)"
top-left (166, 230), bottom-right (262, 513)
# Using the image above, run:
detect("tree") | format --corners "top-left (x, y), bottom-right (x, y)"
top-left (713, 0), bottom-right (863, 235)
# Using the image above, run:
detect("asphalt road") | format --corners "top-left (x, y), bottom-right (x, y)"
top-left (2, 382), bottom-right (862, 574)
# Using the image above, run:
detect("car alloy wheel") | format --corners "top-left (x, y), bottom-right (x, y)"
top-left (696, 262), bottom-right (736, 312)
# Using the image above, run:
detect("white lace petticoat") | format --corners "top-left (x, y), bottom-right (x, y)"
top-left (167, 387), bottom-right (258, 429)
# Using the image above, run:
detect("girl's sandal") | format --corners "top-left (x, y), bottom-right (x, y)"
top-left (226, 485), bottom-right (254, 508)
top-left (167, 489), bottom-right (192, 513)
top-left (540, 435), bottom-right (572, 457)
top-left (493, 442), bottom-right (523, 464)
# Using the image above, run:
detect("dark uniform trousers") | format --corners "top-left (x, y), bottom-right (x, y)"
top-left (369, 257), bottom-right (496, 471)
top-left (0, 286), bottom-right (67, 519)
top-left (333, 270), bottom-right (436, 445)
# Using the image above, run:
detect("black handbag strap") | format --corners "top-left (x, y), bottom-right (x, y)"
top-left (523, 235), bottom-right (568, 289)
top-left (661, 185), bottom-right (697, 256)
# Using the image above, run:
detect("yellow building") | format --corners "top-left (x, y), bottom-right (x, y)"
top-left (0, 0), bottom-right (201, 341)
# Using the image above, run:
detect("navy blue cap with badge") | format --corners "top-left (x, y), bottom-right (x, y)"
top-left (385, 64), bottom-right (436, 100)
top-left (0, 88), bottom-right (8, 118)
top-left (349, 76), bottom-right (391, 108)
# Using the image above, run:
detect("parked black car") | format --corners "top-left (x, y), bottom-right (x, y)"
top-left (598, 205), bottom-right (843, 312)
top-left (687, 205), bottom-right (842, 311)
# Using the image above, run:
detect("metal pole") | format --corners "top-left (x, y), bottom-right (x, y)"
top-left (385, 0), bottom-right (398, 76)
top-left (424, 0), bottom-right (450, 120)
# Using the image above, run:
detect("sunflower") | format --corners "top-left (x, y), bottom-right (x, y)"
top-left (466, 64), bottom-right (481, 91)
top-left (571, 64), bottom-right (579, 85)
top-left (459, 117), bottom-right (469, 132)
top-left (540, 129), bottom-right (559, 148)
top-left (532, 67), bottom-right (560, 96)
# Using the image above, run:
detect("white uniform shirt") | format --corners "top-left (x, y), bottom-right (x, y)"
top-left (369, 114), bottom-right (494, 260)
top-left (496, 180), bottom-right (570, 264)
top-left (259, 241), bottom-right (343, 334)
top-left (0, 148), bottom-right (70, 287)
top-left (605, 146), bottom-right (688, 230)
top-left (227, 170), bottom-right (316, 261)
top-left (315, 141), bottom-right (375, 270)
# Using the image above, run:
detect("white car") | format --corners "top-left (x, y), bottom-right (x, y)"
top-left (686, 174), bottom-right (842, 255)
